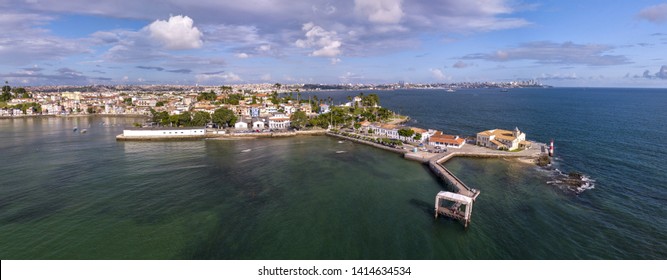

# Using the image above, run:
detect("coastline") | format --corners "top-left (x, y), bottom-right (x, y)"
top-left (1, 114), bottom-right (149, 119)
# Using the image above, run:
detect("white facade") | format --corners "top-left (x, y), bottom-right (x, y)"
top-left (235, 121), bottom-right (249, 129)
top-left (252, 120), bottom-right (266, 129)
top-left (268, 115), bottom-right (291, 129)
top-left (476, 127), bottom-right (526, 150)
top-left (123, 128), bottom-right (206, 137)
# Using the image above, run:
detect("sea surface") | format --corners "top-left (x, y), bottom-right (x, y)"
top-left (1, 88), bottom-right (665, 259)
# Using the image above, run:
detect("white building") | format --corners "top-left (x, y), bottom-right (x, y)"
top-left (122, 128), bottom-right (206, 137)
top-left (252, 119), bottom-right (266, 129)
top-left (235, 120), bottom-right (249, 129)
top-left (476, 127), bottom-right (530, 150)
top-left (268, 114), bottom-right (291, 129)
top-left (429, 132), bottom-right (466, 148)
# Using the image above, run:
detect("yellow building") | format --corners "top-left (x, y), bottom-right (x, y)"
top-left (476, 127), bottom-right (531, 150)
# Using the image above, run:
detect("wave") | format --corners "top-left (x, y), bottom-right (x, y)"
top-left (545, 168), bottom-right (596, 194)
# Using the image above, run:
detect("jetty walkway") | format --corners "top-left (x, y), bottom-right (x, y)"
top-left (327, 130), bottom-right (545, 228)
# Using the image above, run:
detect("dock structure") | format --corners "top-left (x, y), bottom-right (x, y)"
top-left (325, 130), bottom-right (545, 228)
top-left (434, 191), bottom-right (474, 228)
top-left (427, 145), bottom-right (543, 227)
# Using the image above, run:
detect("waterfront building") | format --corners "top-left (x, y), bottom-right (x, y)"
top-left (252, 119), bottom-right (266, 129)
top-left (268, 114), bottom-right (291, 129)
top-left (235, 120), bottom-right (249, 129)
top-left (429, 132), bottom-right (466, 148)
top-left (476, 127), bottom-right (530, 150)
top-left (370, 123), bottom-right (399, 139)
top-left (122, 127), bottom-right (206, 137)
top-left (134, 98), bottom-right (157, 107)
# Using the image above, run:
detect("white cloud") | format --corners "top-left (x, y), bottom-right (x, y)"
top-left (463, 41), bottom-right (631, 66)
top-left (146, 15), bottom-right (203, 50)
top-left (637, 3), bottom-right (667, 23)
top-left (196, 72), bottom-right (242, 83)
top-left (0, 13), bottom-right (88, 65)
top-left (260, 73), bottom-right (272, 81)
top-left (257, 44), bottom-right (272, 52)
top-left (295, 22), bottom-right (342, 57)
top-left (330, 58), bottom-right (341, 64)
top-left (452, 61), bottom-right (470, 68)
top-left (429, 68), bottom-right (449, 80)
top-left (354, 0), bottom-right (404, 24)
top-left (235, 53), bottom-right (250, 58)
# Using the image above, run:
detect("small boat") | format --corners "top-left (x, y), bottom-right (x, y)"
top-left (446, 88), bottom-right (455, 92)
top-left (338, 140), bottom-right (345, 143)
top-left (500, 88), bottom-right (509, 92)
top-left (73, 127), bottom-right (78, 132)
top-left (241, 149), bottom-right (252, 153)
top-left (80, 129), bottom-right (87, 134)
top-left (336, 150), bottom-right (346, 154)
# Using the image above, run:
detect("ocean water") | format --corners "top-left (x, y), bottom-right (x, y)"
top-left (0, 88), bottom-right (665, 259)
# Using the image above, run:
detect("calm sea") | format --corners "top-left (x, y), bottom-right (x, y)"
top-left (0, 88), bottom-right (665, 259)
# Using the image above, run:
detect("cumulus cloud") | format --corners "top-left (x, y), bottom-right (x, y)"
top-left (638, 65), bottom-right (667, 79)
top-left (658, 65), bottom-right (667, 79)
top-left (196, 72), bottom-right (242, 83)
top-left (538, 72), bottom-right (578, 80)
top-left (463, 41), bottom-right (631, 66)
top-left (637, 3), bottom-right (667, 23)
top-left (354, 0), bottom-right (404, 24)
top-left (406, 0), bottom-right (530, 32)
top-left (146, 15), bottom-right (203, 50)
top-left (452, 61), bottom-right (471, 68)
top-left (1, 68), bottom-right (111, 85)
top-left (429, 68), bottom-right (449, 80)
top-left (0, 13), bottom-right (89, 65)
top-left (295, 22), bottom-right (342, 57)
top-left (235, 53), bottom-right (250, 58)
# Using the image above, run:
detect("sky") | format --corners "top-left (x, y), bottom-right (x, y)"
top-left (1, 0), bottom-right (666, 87)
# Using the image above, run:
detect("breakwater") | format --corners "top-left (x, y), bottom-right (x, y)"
top-left (116, 128), bottom-right (327, 141)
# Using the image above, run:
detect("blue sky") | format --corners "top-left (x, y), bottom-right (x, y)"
top-left (1, 0), bottom-right (666, 87)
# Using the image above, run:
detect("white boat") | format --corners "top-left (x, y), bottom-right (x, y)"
top-left (446, 88), bottom-right (455, 92)
top-left (335, 150), bottom-right (346, 154)
top-left (241, 149), bottom-right (252, 153)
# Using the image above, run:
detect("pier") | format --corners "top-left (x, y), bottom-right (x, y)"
top-left (327, 130), bottom-right (544, 228)
top-left (426, 145), bottom-right (542, 227)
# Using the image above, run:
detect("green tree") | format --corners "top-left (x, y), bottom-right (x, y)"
top-left (123, 97), bottom-right (133, 106)
top-left (150, 109), bottom-right (170, 126)
top-left (413, 133), bottom-right (422, 141)
top-left (178, 112), bottom-right (192, 126)
top-left (155, 101), bottom-right (165, 107)
top-left (224, 94), bottom-right (243, 105)
top-left (13, 87), bottom-right (27, 98)
top-left (377, 107), bottom-right (392, 120)
top-left (212, 108), bottom-right (237, 127)
top-left (353, 122), bottom-right (361, 131)
top-left (191, 111), bottom-right (211, 126)
top-left (198, 90), bottom-right (217, 101)
top-left (290, 110), bottom-right (308, 129)
top-left (1, 81), bottom-right (12, 102)
top-left (398, 128), bottom-right (415, 138)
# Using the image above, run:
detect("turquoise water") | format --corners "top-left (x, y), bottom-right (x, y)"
top-left (1, 88), bottom-right (666, 259)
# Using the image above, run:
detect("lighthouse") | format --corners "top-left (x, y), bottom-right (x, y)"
top-left (549, 139), bottom-right (554, 157)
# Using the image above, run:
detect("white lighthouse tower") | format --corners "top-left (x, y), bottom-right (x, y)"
top-left (549, 139), bottom-right (554, 157)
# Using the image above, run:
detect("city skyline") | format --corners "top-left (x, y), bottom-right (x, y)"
top-left (1, 0), bottom-right (666, 87)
